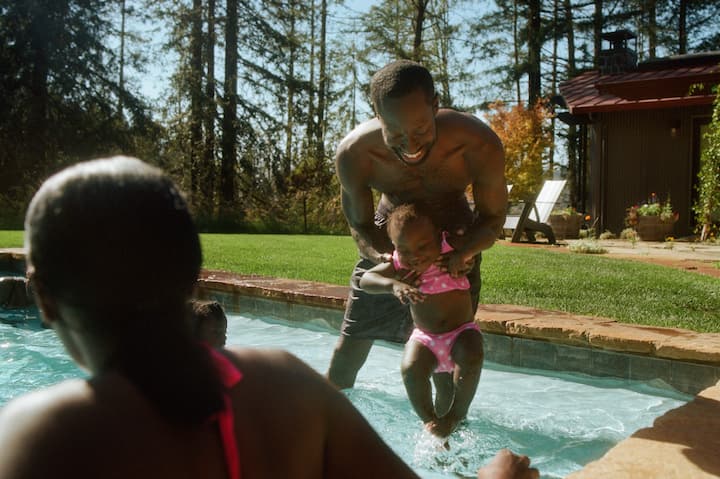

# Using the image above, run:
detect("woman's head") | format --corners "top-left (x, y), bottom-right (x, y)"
top-left (387, 203), bottom-right (441, 272)
top-left (25, 156), bottom-right (201, 322)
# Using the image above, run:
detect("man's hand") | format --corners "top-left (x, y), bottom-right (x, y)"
top-left (435, 250), bottom-right (475, 278)
top-left (435, 228), bottom-right (475, 277)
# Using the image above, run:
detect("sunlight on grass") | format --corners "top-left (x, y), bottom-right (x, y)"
top-left (0, 231), bottom-right (23, 248)
top-left (2, 231), bottom-right (719, 333)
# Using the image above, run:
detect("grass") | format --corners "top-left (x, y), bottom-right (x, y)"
top-left (2, 231), bottom-right (719, 333)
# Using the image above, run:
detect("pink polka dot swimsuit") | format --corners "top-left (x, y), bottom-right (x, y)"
top-left (392, 231), bottom-right (480, 373)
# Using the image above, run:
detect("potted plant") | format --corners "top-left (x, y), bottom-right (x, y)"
top-left (548, 206), bottom-right (583, 239)
top-left (625, 194), bottom-right (678, 241)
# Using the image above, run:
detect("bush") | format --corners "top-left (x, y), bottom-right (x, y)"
top-left (568, 239), bottom-right (608, 254)
top-left (619, 228), bottom-right (639, 241)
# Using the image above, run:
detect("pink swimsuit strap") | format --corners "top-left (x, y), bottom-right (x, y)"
top-left (207, 348), bottom-right (243, 479)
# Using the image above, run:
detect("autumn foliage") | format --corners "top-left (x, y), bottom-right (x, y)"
top-left (486, 100), bottom-right (554, 201)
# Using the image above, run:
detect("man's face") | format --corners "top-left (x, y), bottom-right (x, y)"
top-left (377, 88), bottom-right (438, 166)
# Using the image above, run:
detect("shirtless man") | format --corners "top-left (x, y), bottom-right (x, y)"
top-left (327, 60), bottom-right (507, 413)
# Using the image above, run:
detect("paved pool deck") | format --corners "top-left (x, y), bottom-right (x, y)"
top-left (3, 244), bottom-right (720, 477)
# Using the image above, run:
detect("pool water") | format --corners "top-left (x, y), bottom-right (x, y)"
top-left (0, 310), bottom-right (690, 479)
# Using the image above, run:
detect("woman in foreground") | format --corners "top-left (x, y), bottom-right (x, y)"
top-left (0, 156), bottom-right (537, 479)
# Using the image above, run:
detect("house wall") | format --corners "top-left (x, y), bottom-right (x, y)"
top-left (589, 105), bottom-right (712, 237)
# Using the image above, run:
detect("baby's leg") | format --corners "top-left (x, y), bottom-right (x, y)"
top-left (401, 340), bottom-right (438, 423)
top-left (449, 328), bottom-right (484, 420)
top-left (432, 372), bottom-right (453, 416)
top-left (430, 328), bottom-right (484, 437)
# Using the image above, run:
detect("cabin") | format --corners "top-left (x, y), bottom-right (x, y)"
top-left (557, 30), bottom-right (720, 237)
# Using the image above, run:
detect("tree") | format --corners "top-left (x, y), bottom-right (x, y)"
top-left (0, 0), bottom-right (151, 222)
top-left (220, 0), bottom-right (238, 218)
top-left (694, 87), bottom-right (720, 241)
top-left (202, 0), bottom-right (217, 218)
top-left (486, 100), bottom-right (554, 199)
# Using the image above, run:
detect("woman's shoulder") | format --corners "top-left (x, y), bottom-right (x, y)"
top-left (222, 346), bottom-right (334, 401)
top-left (0, 379), bottom-right (97, 473)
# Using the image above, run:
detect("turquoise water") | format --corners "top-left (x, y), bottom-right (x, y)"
top-left (0, 309), bottom-right (690, 479)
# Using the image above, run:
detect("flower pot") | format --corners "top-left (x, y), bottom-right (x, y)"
top-left (548, 214), bottom-right (582, 240)
top-left (636, 216), bottom-right (674, 241)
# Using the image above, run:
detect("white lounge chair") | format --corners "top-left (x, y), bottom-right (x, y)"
top-left (503, 179), bottom-right (567, 244)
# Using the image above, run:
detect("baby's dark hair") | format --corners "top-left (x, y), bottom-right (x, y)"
top-left (370, 60), bottom-right (436, 113)
top-left (191, 299), bottom-right (227, 332)
top-left (387, 203), bottom-right (437, 240)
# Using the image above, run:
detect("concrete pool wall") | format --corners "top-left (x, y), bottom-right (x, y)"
top-left (2, 249), bottom-right (720, 477)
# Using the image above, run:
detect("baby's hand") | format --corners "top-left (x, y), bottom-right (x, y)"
top-left (392, 283), bottom-right (425, 304)
top-left (394, 268), bottom-right (422, 287)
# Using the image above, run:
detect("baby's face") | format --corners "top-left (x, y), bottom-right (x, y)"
top-left (197, 317), bottom-right (227, 348)
top-left (392, 218), bottom-right (441, 273)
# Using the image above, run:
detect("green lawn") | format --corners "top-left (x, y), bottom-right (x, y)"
top-left (3, 231), bottom-right (719, 332)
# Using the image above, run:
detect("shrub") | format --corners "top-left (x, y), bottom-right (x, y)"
top-left (568, 239), bottom-right (608, 254)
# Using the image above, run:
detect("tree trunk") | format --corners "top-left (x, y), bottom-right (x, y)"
top-left (189, 0), bottom-right (203, 203)
top-left (412, 0), bottom-right (428, 61)
top-left (203, 0), bottom-right (217, 217)
top-left (549, 0), bottom-right (559, 174)
top-left (527, 0), bottom-right (542, 106)
top-left (28, 3), bottom-right (49, 174)
top-left (678, 0), bottom-right (687, 54)
top-left (221, 0), bottom-right (238, 216)
top-left (513, 0), bottom-right (521, 105)
top-left (306, 0), bottom-right (316, 153)
top-left (564, 0), bottom-right (578, 207)
top-left (315, 0), bottom-right (327, 163)
top-left (118, 0), bottom-right (126, 117)
top-left (646, 0), bottom-right (657, 59)
top-left (593, 0), bottom-right (602, 68)
top-left (285, 0), bottom-right (296, 179)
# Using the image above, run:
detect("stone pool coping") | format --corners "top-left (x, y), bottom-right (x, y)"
top-left (197, 269), bottom-right (720, 367)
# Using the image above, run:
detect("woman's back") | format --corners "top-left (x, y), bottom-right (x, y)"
top-left (0, 346), bottom-right (417, 479)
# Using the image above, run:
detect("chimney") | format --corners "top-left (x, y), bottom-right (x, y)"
top-left (598, 29), bottom-right (637, 75)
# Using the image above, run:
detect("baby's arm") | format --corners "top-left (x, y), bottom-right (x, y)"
top-left (359, 262), bottom-right (425, 304)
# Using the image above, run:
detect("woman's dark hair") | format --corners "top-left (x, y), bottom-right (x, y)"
top-left (25, 156), bottom-right (224, 426)
top-left (370, 60), bottom-right (436, 113)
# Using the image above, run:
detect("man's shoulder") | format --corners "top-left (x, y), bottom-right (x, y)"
top-left (437, 108), bottom-right (488, 133)
top-left (337, 117), bottom-right (383, 157)
top-left (437, 108), bottom-right (502, 151)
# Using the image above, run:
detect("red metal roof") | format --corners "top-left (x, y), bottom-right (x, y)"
top-left (560, 55), bottom-right (720, 114)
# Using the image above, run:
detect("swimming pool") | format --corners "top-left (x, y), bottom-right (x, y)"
top-left (0, 307), bottom-right (690, 479)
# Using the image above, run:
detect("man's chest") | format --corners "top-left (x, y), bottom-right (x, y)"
top-left (369, 151), bottom-right (470, 197)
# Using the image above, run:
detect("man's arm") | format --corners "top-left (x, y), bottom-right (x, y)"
top-left (336, 146), bottom-right (393, 263)
top-left (451, 120), bottom-right (507, 269)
